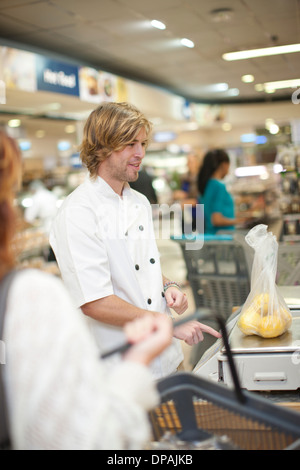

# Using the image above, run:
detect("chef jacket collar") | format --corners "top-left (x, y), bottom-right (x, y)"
top-left (89, 175), bottom-right (131, 201)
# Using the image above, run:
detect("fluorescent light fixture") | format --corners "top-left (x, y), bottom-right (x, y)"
top-left (241, 74), bottom-right (254, 83)
top-left (264, 78), bottom-right (300, 91)
top-left (57, 140), bottom-right (71, 152)
top-left (151, 20), bottom-right (166, 30)
top-left (222, 43), bottom-right (300, 61)
top-left (214, 82), bottom-right (228, 91)
top-left (269, 123), bottom-right (279, 134)
top-left (21, 197), bottom-right (33, 209)
top-left (181, 38), bottom-right (194, 48)
top-left (8, 119), bottom-right (21, 128)
top-left (153, 131), bottom-right (177, 143)
top-left (222, 122), bottom-right (232, 131)
top-left (235, 165), bottom-right (267, 177)
top-left (18, 140), bottom-right (31, 151)
top-left (240, 133), bottom-right (268, 144)
top-left (256, 135), bottom-right (268, 144)
top-left (240, 133), bottom-right (256, 143)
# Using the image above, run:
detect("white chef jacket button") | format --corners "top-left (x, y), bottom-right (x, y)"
top-left (135, 264), bottom-right (139, 270)
top-left (147, 298), bottom-right (152, 304)
top-left (125, 231), bottom-right (128, 236)
top-left (139, 225), bottom-right (144, 231)
top-left (150, 258), bottom-right (155, 264)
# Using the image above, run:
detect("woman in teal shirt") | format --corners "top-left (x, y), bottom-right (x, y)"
top-left (197, 149), bottom-right (237, 234)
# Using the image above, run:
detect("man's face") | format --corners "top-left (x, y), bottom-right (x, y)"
top-left (98, 127), bottom-right (148, 194)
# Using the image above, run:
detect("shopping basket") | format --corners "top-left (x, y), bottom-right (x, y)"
top-left (172, 234), bottom-right (252, 319)
top-left (149, 316), bottom-right (300, 450)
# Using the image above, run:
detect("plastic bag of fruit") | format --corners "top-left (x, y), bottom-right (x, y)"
top-left (237, 224), bottom-right (292, 338)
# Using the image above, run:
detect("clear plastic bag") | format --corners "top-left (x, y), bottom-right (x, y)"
top-left (237, 225), bottom-right (292, 339)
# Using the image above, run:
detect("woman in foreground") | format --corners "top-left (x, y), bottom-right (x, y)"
top-left (0, 131), bottom-right (172, 450)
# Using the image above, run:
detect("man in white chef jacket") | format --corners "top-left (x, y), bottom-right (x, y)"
top-left (50, 102), bottom-right (221, 379)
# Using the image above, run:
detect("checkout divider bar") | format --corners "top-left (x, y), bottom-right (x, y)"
top-left (100, 309), bottom-right (246, 404)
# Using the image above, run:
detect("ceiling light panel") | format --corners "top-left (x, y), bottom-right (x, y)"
top-left (151, 20), bottom-right (166, 30)
top-left (223, 43), bottom-right (300, 61)
top-left (180, 38), bottom-right (194, 48)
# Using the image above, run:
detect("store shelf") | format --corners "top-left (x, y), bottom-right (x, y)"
top-left (12, 226), bottom-right (60, 276)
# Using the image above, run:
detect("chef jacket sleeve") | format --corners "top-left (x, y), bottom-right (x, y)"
top-left (51, 203), bottom-right (114, 308)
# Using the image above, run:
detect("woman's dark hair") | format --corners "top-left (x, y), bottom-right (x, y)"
top-left (197, 149), bottom-right (229, 195)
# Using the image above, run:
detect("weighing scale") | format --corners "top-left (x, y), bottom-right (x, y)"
top-left (194, 286), bottom-right (300, 391)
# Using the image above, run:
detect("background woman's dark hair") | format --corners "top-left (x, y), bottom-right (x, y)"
top-left (197, 149), bottom-right (229, 195)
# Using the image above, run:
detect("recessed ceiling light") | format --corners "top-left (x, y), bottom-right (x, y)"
top-left (65, 124), bottom-right (76, 134)
top-left (222, 122), bottom-right (232, 131)
top-left (151, 20), bottom-right (166, 30)
top-left (8, 119), bottom-right (21, 128)
top-left (241, 74), bottom-right (254, 83)
top-left (36, 130), bottom-right (45, 138)
top-left (181, 38), bottom-right (194, 48)
top-left (269, 123), bottom-right (279, 134)
top-left (223, 43), bottom-right (300, 61)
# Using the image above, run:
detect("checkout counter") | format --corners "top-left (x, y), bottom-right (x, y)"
top-left (194, 286), bottom-right (300, 407)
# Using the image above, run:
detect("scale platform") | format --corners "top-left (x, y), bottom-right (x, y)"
top-left (194, 286), bottom-right (300, 391)
top-left (219, 308), bottom-right (300, 391)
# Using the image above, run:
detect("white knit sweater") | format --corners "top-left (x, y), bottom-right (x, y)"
top-left (2, 269), bottom-right (159, 450)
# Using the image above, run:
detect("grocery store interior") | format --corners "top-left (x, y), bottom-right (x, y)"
top-left (1, 0), bottom-right (300, 450)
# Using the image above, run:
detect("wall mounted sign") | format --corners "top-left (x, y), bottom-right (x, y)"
top-left (36, 55), bottom-right (79, 96)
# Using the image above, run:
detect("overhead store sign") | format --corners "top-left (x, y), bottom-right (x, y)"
top-left (0, 46), bottom-right (126, 102)
top-left (79, 67), bottom-right (117, 103)
top-left (2, 46), bottom-right (37, 93)
top-left (36, 55), bottom-right (79, 96)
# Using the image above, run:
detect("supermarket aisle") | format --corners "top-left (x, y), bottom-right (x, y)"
top-left (157, 238), bottom-right (196, 371)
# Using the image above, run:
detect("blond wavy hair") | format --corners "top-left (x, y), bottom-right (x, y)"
top-left (80, 102), bottom-right (152, 177)
top-left (0, 131), bottom-right (22, 279)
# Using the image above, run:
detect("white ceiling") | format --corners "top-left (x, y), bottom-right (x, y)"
top-left (0, 0), bottom-right (300, 141)
top-left (0, 0), bottom-right (299, 104)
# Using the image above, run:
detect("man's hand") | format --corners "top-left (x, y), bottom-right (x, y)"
top-left (164, 286), bottom-right (188, 315)
top-left (173, 321), bottom-right (222, 346)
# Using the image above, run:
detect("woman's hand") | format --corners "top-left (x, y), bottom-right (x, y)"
top-left (123, 314), bottom-right (173, 366)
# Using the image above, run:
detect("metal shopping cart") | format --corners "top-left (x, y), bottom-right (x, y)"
top-left (172, 234), bottom-right (252, 319)
top-left (149, 316), bottom-right (300, 450)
